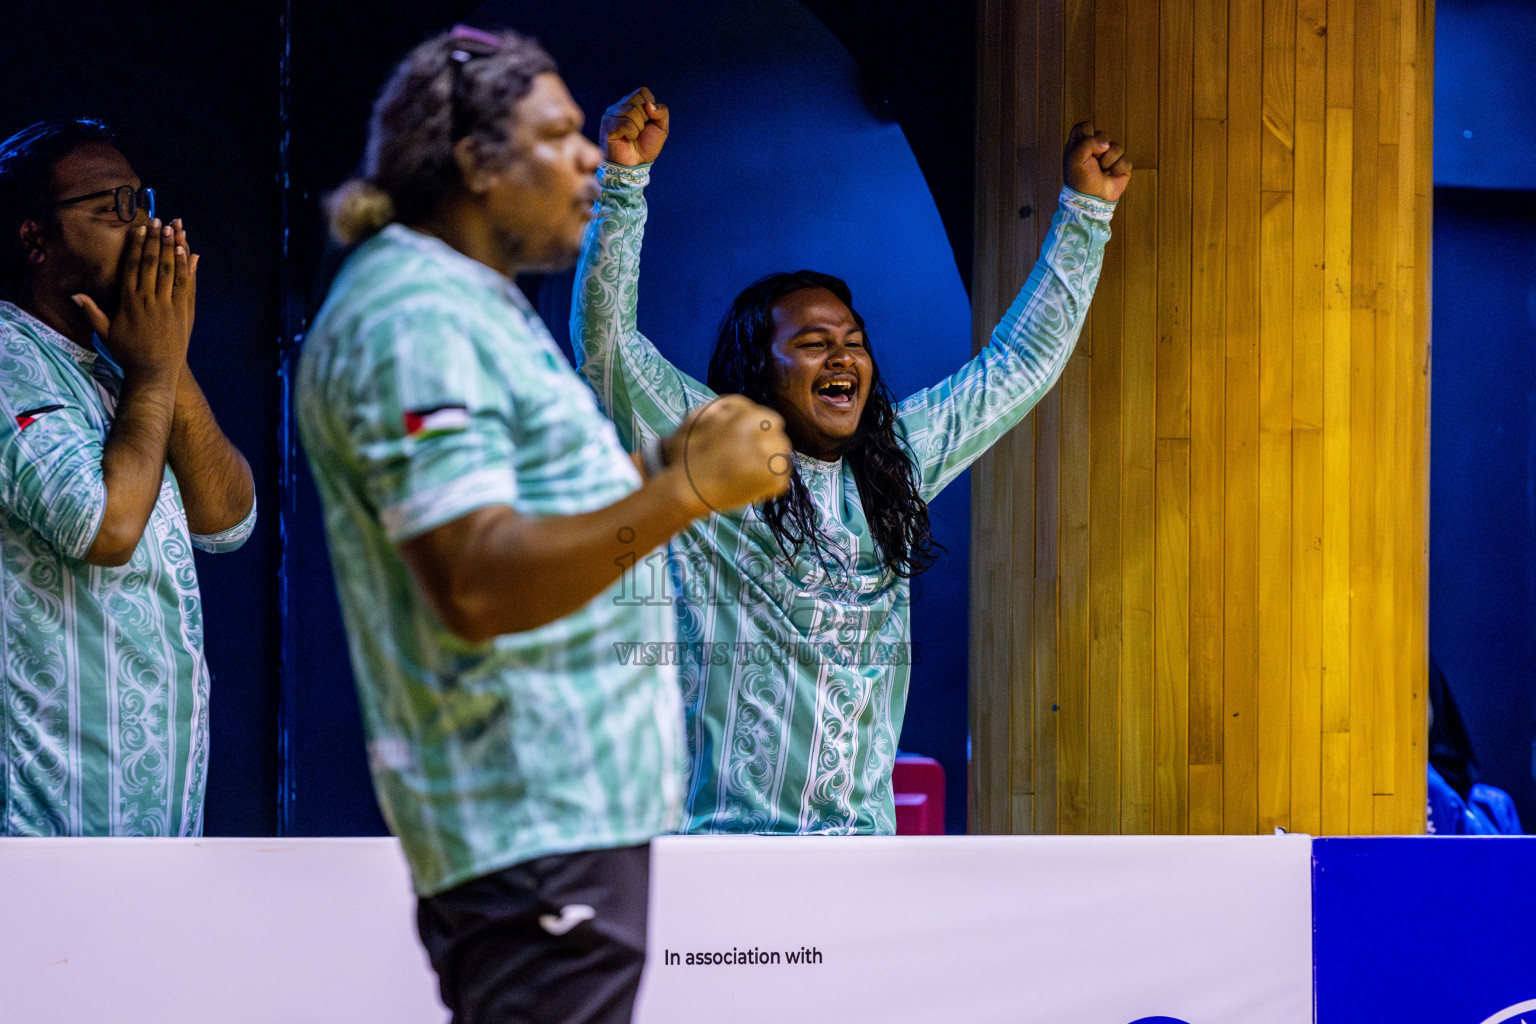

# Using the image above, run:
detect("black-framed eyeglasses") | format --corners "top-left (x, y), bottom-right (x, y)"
top-left (447, 25), bottom-right (501, 142)
top-left (53, 184), bottom-right (156, 224)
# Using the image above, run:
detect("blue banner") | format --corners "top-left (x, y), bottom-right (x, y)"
top-left (1314, 837), bottom-right (1536, 1023)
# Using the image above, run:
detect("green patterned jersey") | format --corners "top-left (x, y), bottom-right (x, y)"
top-left (297, 225), bottom-right (685, 896)
top-left (572, 162), bottom-right (1113, 834)
top-left (0, 302), bottom-right (255, 837)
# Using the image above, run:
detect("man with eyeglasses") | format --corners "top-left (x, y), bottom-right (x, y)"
top-left (0, 118), bottom-right (255, 836)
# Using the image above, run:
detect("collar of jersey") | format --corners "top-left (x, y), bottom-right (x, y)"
top-left (792, 449), bottom-right (843, 474)
top-left (0, 300), bottom-right (98, 367)
top-left (380, 223), bottom-right (526, 295)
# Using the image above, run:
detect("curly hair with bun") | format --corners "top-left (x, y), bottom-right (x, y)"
top-left (329, 26), bottom-right (556, 244)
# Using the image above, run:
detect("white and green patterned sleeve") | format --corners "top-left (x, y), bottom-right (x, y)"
top-left (571, 161), bottom-right (716, 451)
top-left (0, 371), bottom-right (106, 561)
top-left (896, 185), bottom-right (1115, 501)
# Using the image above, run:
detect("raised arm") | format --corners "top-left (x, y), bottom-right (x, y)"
top-left (897, 122), bottom-right (1131, 500)
top-left (571, 88), bottom-right (714, 451)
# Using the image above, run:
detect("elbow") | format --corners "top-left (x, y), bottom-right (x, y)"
top-left (430, 577), bottom-right (569, 642)
top-left (82, 524), bottom-right (142, 567)
top-left (83, 549), bottom-right (134, 568)
top-left (399, 508), bottom-right (563, 642)
top-left (441, 612), bottom-right (499, 647)
top-left (187, 497), bottom-right (257, 549)
top-left (429, 580), bottom-right (505, 645)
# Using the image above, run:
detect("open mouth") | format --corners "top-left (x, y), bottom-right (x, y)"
top-left (815, 378), bottom-right (858, 408)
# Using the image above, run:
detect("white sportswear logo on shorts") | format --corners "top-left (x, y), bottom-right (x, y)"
top-left (538, 904), bottom-right (596, 936)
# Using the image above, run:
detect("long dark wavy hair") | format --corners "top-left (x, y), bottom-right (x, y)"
top-left (707, 271), bottom-right (941, 579)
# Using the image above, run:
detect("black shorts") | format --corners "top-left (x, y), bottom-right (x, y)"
top-left (415, 842), bottom-right (652, 1024)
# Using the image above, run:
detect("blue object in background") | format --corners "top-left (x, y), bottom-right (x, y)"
top-left (1428, 766), bottom-right (1524, 836)
top-left (1314, 837), bottom-right (1536, 1023)
top-left (1472, 785), bottom-right (1525, 836)
top-left (1429, 189), bottom-right (1536, 832)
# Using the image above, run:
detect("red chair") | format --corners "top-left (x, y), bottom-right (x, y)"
top-left (892, 754), bottom-right (946, 835)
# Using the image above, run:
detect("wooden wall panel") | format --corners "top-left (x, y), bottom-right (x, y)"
top-left (969, 0), bottom-right (1432, 836)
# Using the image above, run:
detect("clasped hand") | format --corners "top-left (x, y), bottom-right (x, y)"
top-left (73, 217), bottom-right (198, 378)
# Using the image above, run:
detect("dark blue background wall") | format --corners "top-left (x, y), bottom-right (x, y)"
top-left (1430, 0), bottom-right (1536, 830)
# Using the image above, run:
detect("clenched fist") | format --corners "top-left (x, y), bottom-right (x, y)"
top-left (602, 87), bottom-right (670, 168)
top-left (665, 394), bottom-right (791, 516)
top-left (1063, 121), bottom-right (1132, 203)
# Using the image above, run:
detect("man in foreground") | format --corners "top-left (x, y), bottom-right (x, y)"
top-left (0, 118), bottom-right (256, 836)
top-left (297, 26), bottom-right (790, 1024)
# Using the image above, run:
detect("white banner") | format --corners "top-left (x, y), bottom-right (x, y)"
top-left (0, 837), bottom-right (447, 1024)
top-left (637, 835), bottom-right (1314, 1024)
top-left (0, 834), bottom-right (1311, 1024)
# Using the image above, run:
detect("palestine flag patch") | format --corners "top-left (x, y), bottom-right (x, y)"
top-left (14, 404), bottom-right (64, 431)
top-left (403, 405), bottom-right (471, 437)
